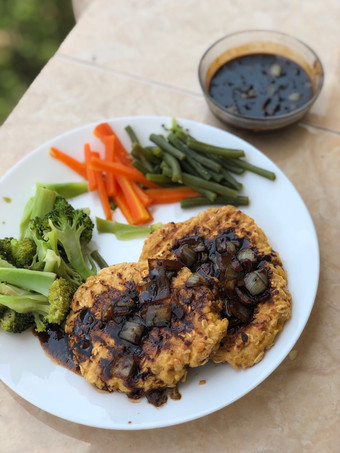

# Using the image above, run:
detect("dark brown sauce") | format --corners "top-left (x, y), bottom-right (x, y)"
top-left (34, 324), bottom-right (80, 375)
top-left (209, 53), bottom-right (312, 118)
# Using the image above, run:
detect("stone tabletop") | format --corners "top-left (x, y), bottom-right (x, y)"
top-left (0, 0), bottom-right (339, 452)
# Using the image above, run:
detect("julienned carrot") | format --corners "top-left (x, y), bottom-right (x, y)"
top-left (145, 186), bottom-right (201, 204)
top-left (94, 122), bottom-right (134, 167)
top-left (113, 189), bottom-right (135, 225)
top-left (131, 181), bottom-right (152, 207)
top-left (95, 170), bottom-right (112, 221)
top-left (49, 147), bottom-right (87, 179)
top-left (89, 156), bottom-right (159, 189)
top-left (84, 143), bottom-right (98, 191)
top-left (93, 122), bottom-right (114, 141)
top-left (116, 177), bottom-right (152, 225)
top-left (103, 135), bottom-right (118, 196)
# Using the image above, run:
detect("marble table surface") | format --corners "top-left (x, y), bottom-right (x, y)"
top-left (0, 0), bottom-right (339, 451)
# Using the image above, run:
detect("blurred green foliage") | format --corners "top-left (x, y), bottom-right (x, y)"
top-left (0, 0), bottom-right (75, 124)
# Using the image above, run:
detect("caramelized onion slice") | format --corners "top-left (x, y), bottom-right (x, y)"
top-left (119, 321), bottom-right (144, 345)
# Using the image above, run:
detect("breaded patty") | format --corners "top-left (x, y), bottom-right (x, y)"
top-left (65, 260), bottom-right (228, 404)
top-left (140, 205), bottom-right (292, 369)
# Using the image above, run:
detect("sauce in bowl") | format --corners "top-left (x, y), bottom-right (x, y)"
top-left (209, 53), bottom-right (312, 119)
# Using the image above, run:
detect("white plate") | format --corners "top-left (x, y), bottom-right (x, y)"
top-left (0, 116), bottom-right (319, 430)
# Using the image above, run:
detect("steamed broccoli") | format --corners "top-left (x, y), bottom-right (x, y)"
top-left (0, 267), bottom-right (75, 332)
top-left (0, 237), bottom-right (36, 268)
top-left (38, 196), bottom-right (96, 281)
top-left (22, 187), bottom-right (98, 283)
top-left (0, 309), bottom-right (34, 333)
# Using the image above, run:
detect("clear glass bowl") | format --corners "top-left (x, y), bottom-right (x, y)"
top-left (198, 30), bottom-right (324, 131)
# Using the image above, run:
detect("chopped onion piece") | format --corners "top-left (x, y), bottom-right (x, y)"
top-left (145, 303), bottom-right (171, 327)
top-left (237, 248), bottom-right (256, 263)
top-left (288, 92), bottom-right (301, 102)
top-left (113, 355), bottom-right (135, 379)
top-left (178, 244), bottom-right (197, 267)
top-left (269, 63), bottom-right (282, 77)
top-left (186, 272), bottom-right (209, 287)
top-left (119, 321), bottom-right (144, 345)
top-left (244, 270), bottom-right (268, 295)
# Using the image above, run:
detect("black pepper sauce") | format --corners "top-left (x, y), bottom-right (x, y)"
top-left (34, 324), bottom-right (80, 375)
top-left (209, 53), bottom-right (312, 118)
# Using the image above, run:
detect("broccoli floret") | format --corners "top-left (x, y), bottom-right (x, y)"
top-left (41, 196), bottom-right (96, 281)
top-left (0, 237), bottom-right (36, 268)
top-left (0, 269), bottom-right (75, 332)
top-left (0, 308), bottom-right (34, 333)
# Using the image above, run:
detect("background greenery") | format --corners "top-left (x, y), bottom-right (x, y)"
top-left (0, 0), bottom-right (75, 124)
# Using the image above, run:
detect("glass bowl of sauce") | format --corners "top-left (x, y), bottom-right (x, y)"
top-left (198, 30), bottom-right (324, 131)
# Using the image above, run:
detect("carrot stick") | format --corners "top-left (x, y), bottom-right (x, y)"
top-left (116, 177), bottom-right (152, 225)
top-left (93, 122), bottom-right (134, 167)
top-left (131, 181), bottom-right (153, 207)
top-left (103, 135), bottom-right (118, 196)
top-left (84, 143), bottom-right (98, 191)
top-left (146, 186), bottom-right (201, 204)
top-left (89, 156), bottom-right (159, 189)
top-left (49, 147), bottom-right (87, 179)
top-left (93, 122), bottom-right (114, 141)
top-left (95, 170), bottom-right (112, 221)
top-left (113, 189), bottom-right (135, 225)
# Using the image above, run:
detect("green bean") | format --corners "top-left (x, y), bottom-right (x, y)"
top-left (151, 146), bottom-right (163, 158)
top-left (187, 138), bottom-right (245, 158)
top-left (209, 154), bottom-right (245, 174)
top-left (181, 173), bottom-right (238, 199)
top-left (220, 168), bottom-right (243, 191)
top-left (231, 158), bottom-right (276, 180)
top-left (132, 159), bottom-right (148, 175)
top-left (180, 195), bottom-right (249, 209)
top-left (167, 133), bottom-right (222, 172)
top-left (162, 166), bottom-right (173, 178)
top-left (205, 168), bottom-right (224, 183)
top-left (132, 143), bottom-right (159, 164)
top-left (125, 125), bottom-right (140, 145)
top-left (162, 151), bottom-right (182, 183)
top-left (132, 144), bottom-right (159, 169)
top-left (180, 159), bottom-right (200, 178)
top-left (146, 173), bottom-right (172, 184)
top-left (149, 134), bottom-right (186, 160)
top-left (186, 156), bottom-right (212, 181)
top-left (188, 185), bottom-right (217, 202)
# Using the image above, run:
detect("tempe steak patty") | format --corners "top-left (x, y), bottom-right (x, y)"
top-left (140, 205), bottom-right (292, 369)
top-left (65, 260), bottom-right (228, 405)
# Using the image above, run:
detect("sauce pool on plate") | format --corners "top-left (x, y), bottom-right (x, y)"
top-left (209, 53), bottom-right (312, 118)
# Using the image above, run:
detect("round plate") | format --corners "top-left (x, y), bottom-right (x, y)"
top-left (0, 116), bottom-right (319, 430)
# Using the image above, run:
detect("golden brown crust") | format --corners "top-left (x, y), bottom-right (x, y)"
top-left (139, 205), bottom-right (292, 369)
top-left (211, 262), bottom-right (291, 368)
top-left (65, 262), bottom-right (228, 397)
